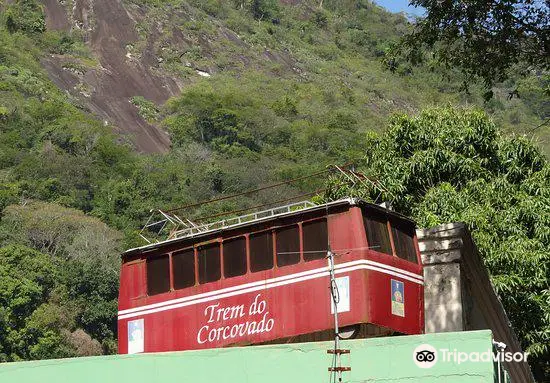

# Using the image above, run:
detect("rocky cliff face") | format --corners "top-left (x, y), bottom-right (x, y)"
top-left (40, 0), bottom-right (179, 152)
top-left (38, 0), bottom-right (301, 153)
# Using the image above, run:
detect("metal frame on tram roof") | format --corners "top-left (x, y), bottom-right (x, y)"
top-left (123, 197), bottom-right (416, 257)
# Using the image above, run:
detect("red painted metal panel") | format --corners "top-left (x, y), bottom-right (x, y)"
top-left (117, 203), bottom-right (424, 354)
top-left (119, 261), bottom-right (145, 306)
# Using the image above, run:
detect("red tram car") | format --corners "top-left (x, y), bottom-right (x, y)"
top-left (117, 198), bottom-right (424, 354)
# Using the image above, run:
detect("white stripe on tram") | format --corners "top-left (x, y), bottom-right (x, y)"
top-left (118, 260), bottom-right (423, 320)
top-left (119, 262), bottom-right (341, 316)
top-left (118, 259), bottom-right (423, 316)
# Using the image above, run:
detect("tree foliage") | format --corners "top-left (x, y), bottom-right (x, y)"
top-left (4, 0), bottom-right (46, 35)
top-left (0, 244), bottom-right (72, 361)
top-left (398, 0), bottom-right (550, 90)
top-left (0, 202), bottom-right (122, 360)
top-left (325, 107), bottom-right (550, 379)
top-left (248, 0), bottom-right (280, 21)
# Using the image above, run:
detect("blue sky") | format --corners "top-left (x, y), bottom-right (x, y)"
top-left (374, 0), bottom-right (425, 17)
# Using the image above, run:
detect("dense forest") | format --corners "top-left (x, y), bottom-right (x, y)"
top-left (0, 0), bottom-right (548, 380)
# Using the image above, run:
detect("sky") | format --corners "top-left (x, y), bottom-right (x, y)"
top-left (374, 0), bottom-right (425, 17)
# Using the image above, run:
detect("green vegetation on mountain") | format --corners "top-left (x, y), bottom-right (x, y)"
top-left (0, 0), bottom-right (548, 380)
top-left (128, 0), bottom-right (548, 142)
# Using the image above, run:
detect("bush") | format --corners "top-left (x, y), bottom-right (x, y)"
top-left (4, 0), bottom-right (46, 35)
top-left (249, 0), bottom-right (280, 21)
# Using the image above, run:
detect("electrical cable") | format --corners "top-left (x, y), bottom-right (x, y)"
top-left (277, 246), bottom-right (381, 255)
top-left (164, 168), bottom-right (343, 213)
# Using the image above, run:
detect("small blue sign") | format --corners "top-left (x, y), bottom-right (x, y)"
top-left (391, 279), bottom-right (405, 317)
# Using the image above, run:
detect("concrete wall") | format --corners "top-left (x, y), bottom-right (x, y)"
top-left (418, 223), bottom-right (533, 382)
top-left (0, 330), bottom-right (501, 383)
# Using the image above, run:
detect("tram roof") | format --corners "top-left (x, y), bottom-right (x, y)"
top-left (123, 197), bottom-right (415, 256)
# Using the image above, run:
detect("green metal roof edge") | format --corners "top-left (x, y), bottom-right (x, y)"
top-left (0, 330), bottom-right (501, 383)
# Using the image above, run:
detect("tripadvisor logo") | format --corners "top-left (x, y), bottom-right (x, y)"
top-left (413, 344), bottom-right (437, 368)
top-left (412, 343), bottom-right (529, 369)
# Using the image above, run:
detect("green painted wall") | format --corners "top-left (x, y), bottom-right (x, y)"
top-left (0, 330), bottom-right (503, 382)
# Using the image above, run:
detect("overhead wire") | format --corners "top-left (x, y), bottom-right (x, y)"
top-left (141, 162), bottom-right (364, 242)
top-left (276, 246), bottom-right (381, 255)
top-left (164, 167), bottom-right (343, 213)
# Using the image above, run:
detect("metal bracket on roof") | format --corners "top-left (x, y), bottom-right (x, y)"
top-left (168, 200), bottom-right (317, 240)
top-left (138, 200), bottom-right (319, 243)
top-left (330, 164), bottom-right (394, 204)
top-left (138, 209), bottom-right (200, 244)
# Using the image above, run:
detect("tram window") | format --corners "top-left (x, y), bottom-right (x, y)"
top-left (276, 225), bottom-right (300, 267)
top-left (198, 243), bottom-right (221, 284)
top-left (172, 249), bottom-right (195, 289)
top-left (363, 209), bottom-right (393, 255)
top-left (146, 254), bottom-right (170, 296)
top-left (391, 220), bottom-right (418, 263)
top-left (303, 219), bottom-right (328, 262)
top-left (223, 237), bottom-right (247, 278)
top-left (250, 231), bottom-right (273, 272)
